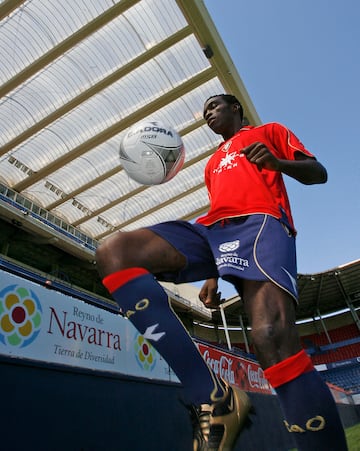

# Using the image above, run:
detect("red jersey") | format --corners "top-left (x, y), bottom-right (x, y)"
top-left (196, 122), bottom-right (315, 230)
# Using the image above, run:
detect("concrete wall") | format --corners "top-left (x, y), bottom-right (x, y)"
top-left (3, 355), bottom-right (357, 451)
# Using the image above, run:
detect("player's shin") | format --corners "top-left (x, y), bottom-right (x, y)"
top-left (102, 267), bottom-right (225, 405)
top-left (103, 267), bottom-right (251, 450)
top-left (264, 349), bottom-right (348, 451)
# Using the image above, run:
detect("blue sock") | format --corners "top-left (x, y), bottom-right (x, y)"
top-left (265, 351), bottom-right (348, 451)
top-left (103, 268), bottom-right (225, 405)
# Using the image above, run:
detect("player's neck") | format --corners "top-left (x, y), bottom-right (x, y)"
top-left (221, 125), bottom-right (243, 141)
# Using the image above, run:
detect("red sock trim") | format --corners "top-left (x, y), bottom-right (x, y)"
top-left (102, 268), bottom-right (149, 293)
top-left (264, 349), bottom-right (314, 388)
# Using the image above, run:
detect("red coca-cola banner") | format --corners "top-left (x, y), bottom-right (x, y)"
top-left (196, 342), bottom-right (273, 394)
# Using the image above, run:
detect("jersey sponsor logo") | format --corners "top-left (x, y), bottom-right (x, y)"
top-left (219, 240), bottom-right (240, 252)
top-left (213, 150), bottom-right (244, 174)
top-left (213, 151), bottom-right (239, 174)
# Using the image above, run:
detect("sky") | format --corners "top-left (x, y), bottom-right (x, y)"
top-left (199, 0), bottom-right (360, 298)
top-left (3, 3), bottom-right (359, 299)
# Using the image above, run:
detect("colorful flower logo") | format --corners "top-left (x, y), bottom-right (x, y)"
top-left (0, 284), bottom-right (42, 347)
top-left (134, 333), bottom-right (157, 371)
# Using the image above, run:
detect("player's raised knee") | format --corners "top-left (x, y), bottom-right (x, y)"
top-left (95, 233), bottom-right (129, 276)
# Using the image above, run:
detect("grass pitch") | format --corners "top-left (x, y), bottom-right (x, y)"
top-left (346, 422), bottom-right (360, 451)
top-left (289, 422), bottom-right (360, 451)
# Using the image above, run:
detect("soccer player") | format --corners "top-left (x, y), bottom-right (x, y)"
top-left (96, 94), bottom-right (348, 451)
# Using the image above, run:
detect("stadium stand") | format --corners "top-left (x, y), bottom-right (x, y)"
top-left (1, 252), bottom-right (359, 451)
top-left (320, 364), bottom-right (360, 393)
top-left (302, 324), bottom-right (360, 347)
top-left (301, 324), bottom-right (360, 364)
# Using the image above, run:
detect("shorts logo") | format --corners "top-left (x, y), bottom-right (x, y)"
top-left (219, 240), bottom-right (240, 252)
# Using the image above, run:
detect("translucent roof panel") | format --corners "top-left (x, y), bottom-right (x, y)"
top-left (18, 80), bottom-right (222, 211)
top-left (94, 159), bottom-right (209, 225)
top-left (1, 0), bottom-right (117, 82)
top-left (3, 35), bottom-right (211, 177)
top-left (0, 1), bottom-right (187, 143)
top-left (0, 0), bottom-right (260, 248)
top-left (119, 186), bottom-right (210, 232)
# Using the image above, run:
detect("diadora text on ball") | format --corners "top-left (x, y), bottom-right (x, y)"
top-left (128, 125), bottom-right (174, 138)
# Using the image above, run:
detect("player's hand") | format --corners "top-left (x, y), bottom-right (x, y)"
top-left (199, 278), bottom-right (221, 309)
top-left (241, 141), bottom-right (281, 172)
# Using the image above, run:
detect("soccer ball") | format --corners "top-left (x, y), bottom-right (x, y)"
top-left (119, 120), bottom-right (185, 185)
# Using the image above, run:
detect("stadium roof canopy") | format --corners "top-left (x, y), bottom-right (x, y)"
top-left (0, 1), bottom-right (359, 325)
top-left (0, 0), bottom-right (260, 244)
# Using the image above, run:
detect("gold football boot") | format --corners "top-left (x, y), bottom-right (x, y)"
top-left (190, 382), bottom-right (251, 451)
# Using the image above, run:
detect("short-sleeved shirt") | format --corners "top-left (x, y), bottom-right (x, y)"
top-left (196, 122), bottom-right (315, 231)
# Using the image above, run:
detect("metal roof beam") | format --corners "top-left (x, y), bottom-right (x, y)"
top-left (45, 101), bottom-right (203, 211)
top-left (0, 0), bottom-right (26, 21)
top-left (97, 181), bottom-right (205, 238)
top-left (47, 167), bottom-right (122, 211)
top-left (0, 0), bottom-right (140, 99)
top-left (334, 273), bottom-right (360, 331)
top-left (180, 204), bottom-right (209, 222)
top-left (14, 67), bottom-right (216, 191)
top-left (314, 273), bottom-right (324, 312)
top-left (72, 143), bottom-right (215, 226)
top-left (176, 0), bottom-right (261, 125)
top-left (0, 26), bottom-right (192, 157)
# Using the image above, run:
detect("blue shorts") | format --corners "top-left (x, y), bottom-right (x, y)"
top-left (147, 214), bottom-right (298, 300)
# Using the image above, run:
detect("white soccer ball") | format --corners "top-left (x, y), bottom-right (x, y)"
top-left (119, 120), bottom-right (185, 185)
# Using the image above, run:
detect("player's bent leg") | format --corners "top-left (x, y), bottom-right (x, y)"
top-left (243, 280), bottom-right (348, 451)
top-left (96, 228), bottom-right (186, 277)
top-left (242, 280), bottom-right (302, 368)
top-left (97, 229), bottom-right (251, 450)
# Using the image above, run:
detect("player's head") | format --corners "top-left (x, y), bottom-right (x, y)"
top-left (203, 94), bottom-right (244, 138)
top-left (203, 94), bottom-right (243, 122)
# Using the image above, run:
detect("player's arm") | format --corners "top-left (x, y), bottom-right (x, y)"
top-left (242, 142), bottom-right (327, 185)
top-left (199, 278), bottom-right (221, 309)
top-left (279, 152), bottom-right (327, 184)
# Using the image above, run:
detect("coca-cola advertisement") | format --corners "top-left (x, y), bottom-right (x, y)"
top-left (196, 342), bottom-right (273, 394)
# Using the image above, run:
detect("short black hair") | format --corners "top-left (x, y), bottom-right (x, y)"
top-left (205, 94), bottom-right (243, 121)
